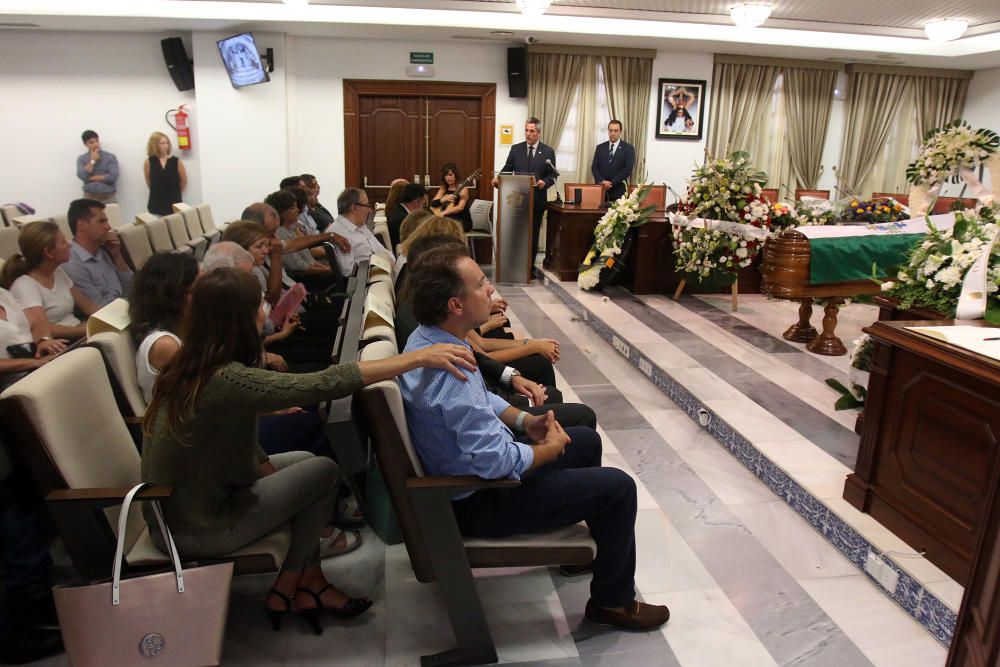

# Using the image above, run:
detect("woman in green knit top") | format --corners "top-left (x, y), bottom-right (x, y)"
top-left (141, 268), bottom-right (475, 634)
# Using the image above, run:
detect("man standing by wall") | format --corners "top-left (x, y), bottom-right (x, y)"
top-left (591, 120), bottom-right (635, 203)
top-left (75, 130), bottom-right (119, 203)
top-left (493, 117), bottom-right (556, 262)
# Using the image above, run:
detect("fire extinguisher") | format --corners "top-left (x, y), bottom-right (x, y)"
top-left (165, 104), bottom-right (192, 151)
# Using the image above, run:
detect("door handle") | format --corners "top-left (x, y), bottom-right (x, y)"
top-left (414, 174), bottom-right (421, 185)
top-left (363, 176), bottom-right (368, 188)
top-left (425, 174), bottom-right (431, 186)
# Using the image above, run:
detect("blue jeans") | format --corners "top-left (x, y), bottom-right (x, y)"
top-left (0, 502), bottom-right (53, 637)
top-left (451, 427), bottom-right (637, 608)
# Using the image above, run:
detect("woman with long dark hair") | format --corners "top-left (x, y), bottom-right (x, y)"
top-left (430, 163), bottom-right (473, 232)
top-left (141, 268), bottom-right (474, 634)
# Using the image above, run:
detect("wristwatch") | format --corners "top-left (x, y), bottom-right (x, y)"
top-left (89, 159), bottom-right (96, 165)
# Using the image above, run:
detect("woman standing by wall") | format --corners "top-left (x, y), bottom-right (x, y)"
top-left (143, 131), bottom-right (187, 216)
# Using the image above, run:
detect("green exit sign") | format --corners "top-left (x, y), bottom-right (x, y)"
top-left (410, 52), bottom-right (434, 64)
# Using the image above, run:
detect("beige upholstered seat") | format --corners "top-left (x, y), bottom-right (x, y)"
top-left (117, 223), bottom-right (154, 270)
top-left (0, 347), bottom-right (290, 577)
top-left (134, 212), bottom-right (158, 225)
top-left (86, 330), bottom-right (146, 418)
top-left (0, 226), bottom-right (20, 261)
top-left (0, 204), bottom-right (21, 227)
top-left (180, 208), bottom-right (210, 253)
top-left (357, 340), bottom-right (595, 664)
top-left (103, 202), bottom-right (126, 229)
top-left (48, 213), bottom-right (73, 240)
top-left (163, 213), bottom-right (200, 258)
top-left (372, 220), bottom-right (392, 251)
top-left (144, 217), bottom-right (176, 254)
top-left (194, 204), bottom-right (221, 244)
top-left (12, 214), bottom-right (47, 228)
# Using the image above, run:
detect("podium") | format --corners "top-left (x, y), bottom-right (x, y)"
top-left (494, 174), bottom-right (535, 284)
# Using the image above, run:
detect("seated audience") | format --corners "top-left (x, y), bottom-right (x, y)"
top-left (141, 267), bottom-right (476, 633)
top-left (431, 162), bottom-right (473, 232)
top-left (383, 179), bottom-right (409, 221)
top-left (300, 174), bottom-right (335, 231)
top-left (397, 208), bottom-right (436, 247)
top-left (0, 287), bottom-right (66, 388)
top-left (395, 214), bottom-right (462, 299)
top-left (1, 221), bottom-right (98, 340)
top-left (63, 198), bottom-right (133, 307)
top-left (265, 189), bottom-right (341, 290)
top-left (386, 183), bottom-right (427, 251)
top-left (399, 244), bottom-right (669, 631)
top-left (328, 188), bottom-right (393, 277)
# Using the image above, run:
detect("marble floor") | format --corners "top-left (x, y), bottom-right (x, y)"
top-left (34, 279), bottom-right (952, 666)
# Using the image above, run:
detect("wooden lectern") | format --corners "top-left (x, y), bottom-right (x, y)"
top-left (495, 174), bottom-right (535, 284)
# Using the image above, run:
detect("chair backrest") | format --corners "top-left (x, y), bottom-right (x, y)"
top-left (172, 202), bottom-right (193, 214)
top-left (180, 208), bottom-right (203, 241)
top-left (117, 223), bottom-right (154, 270)
top-left (358, 340), bottom-right (435, 579)
top-left (760, 188), bottom-right (779, 202)
top-left (795, 189), bottom-right (830, 201)
top-left (630, 184), bottom-right (667, 211)
top-left (468, 199), bottom-right (493, 234)
top-left (195, 204), bottom-right (217, 236)
top-left (46, 213), bottom-right (72, 241)
top-left (163, 212), bottom-right (191, 246)
top-left (563, 183), bottom-right (604, 209)
top-left (0, 205), bottom-right (21, 227)
top-left (0, 225), bottom-right (21, 261)
top-left (145, 218), bottom-right (175, 253)
top-left (87, 330), bottom-right (146, 418)
top-left (12, 214), bottom-right (47, 228)
top-left (372, 220), bottom-right (392, 251)
top-left (0, 347), bottom-right (145, 550)
top-left (104, 203), bottom-right (126, 229)
top-left (932, 196), bottom-right (978, 214)
top-left (134, 212), bottom-right (159, 225)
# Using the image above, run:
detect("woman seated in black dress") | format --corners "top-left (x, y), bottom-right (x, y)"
top-left (430, 163), bottom-right (473, 232)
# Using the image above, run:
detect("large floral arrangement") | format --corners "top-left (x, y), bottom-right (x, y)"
top-left (794, 199), bottom-right (837, 226)
top-left (578, 184), bottom-right (656, 291)
top-left (880, 205), bottom-right (1000, 322)
top-left (769, 202), bottom-right (799, 232)
top-left (670, 152), bottom-right (771, 283)
top-left (840, 198), bottom-right (909, 224)
top-left (906, 120), bottom-right (1000, 186)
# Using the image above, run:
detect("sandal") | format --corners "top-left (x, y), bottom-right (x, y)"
top-left (297, 584), bottom-right (373, 620)
top-left (319, 528), bottom-right (363, 559)
top-left (335, 494), bottom-right (367, 529)
top-left (264, 588), bottom-right (293, 632)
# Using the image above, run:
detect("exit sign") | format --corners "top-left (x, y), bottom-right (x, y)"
top-left (410, 52), bottom-right (434, 64)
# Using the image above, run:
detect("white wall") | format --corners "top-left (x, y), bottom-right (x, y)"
top-left (190, 31), bottom-right (289, 222)
top-left (643, 50), bottom-right (714, 199)
top-left (961, 67), bottom-right (1000, 192)
top-left (0, 30), bottom-right (201, 222)
top-left (287, 36), bottom-right (527, 196)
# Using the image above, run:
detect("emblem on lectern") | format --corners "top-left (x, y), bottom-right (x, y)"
top-left (506, 191), bottom-right (525, 210)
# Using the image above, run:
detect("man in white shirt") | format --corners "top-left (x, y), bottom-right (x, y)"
top-left (329, 188), bottom-right (393, 277)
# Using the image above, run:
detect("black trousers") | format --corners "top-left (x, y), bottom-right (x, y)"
top-left (451, 428), bottom-right (637, 608)
top-left (508, 353), bottom-right (555, 387)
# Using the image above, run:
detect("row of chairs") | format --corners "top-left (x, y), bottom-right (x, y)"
top-left (120, 204), bottom-right (221, 269)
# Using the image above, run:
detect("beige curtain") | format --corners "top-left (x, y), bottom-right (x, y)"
top-left (527, 52), bottom-right (589, 153)
top-left (569, 60), bottom-right (599, 185)
top-left (837, 70), bottom-right (913, 196)
top-left (745, 77), bottom-right (793, 196)
top-left (913, 75), bottom-right (969, 141)
top-left (602, 55), bottom-right (653, 181)
top-left (707, 62), bottom-right (780, 159)
top-left (783, 67), bottom-right (838, 189)
top-left (857, 87), bottom-right (918, 197)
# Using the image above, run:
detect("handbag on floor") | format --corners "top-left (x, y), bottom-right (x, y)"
top-left (53, 483), bottom-right (234, 667)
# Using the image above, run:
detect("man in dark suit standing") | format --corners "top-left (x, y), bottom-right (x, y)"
top-left (591, 119), bottom-right (635, 203)
top-left (493, 117), bottom-right (557, 262)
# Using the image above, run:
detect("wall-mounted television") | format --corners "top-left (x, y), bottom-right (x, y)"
top-left (217, 32), bottom-right (269, 89)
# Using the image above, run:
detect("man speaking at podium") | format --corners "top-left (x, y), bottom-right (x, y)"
top-left (493, 117), bottom-right (556, 262)
top-left (591, 120), bottom-right (634, 203)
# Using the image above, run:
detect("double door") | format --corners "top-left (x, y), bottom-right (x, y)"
top-left (344, 81), bottom-right (496, 205)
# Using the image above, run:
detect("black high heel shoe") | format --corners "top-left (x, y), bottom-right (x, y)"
top-left (264, 588), bottom-right (293, 632)
top-left (296, 585), bottom-right (373, 624)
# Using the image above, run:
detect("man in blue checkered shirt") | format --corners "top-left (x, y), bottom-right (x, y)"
top-left (399, 244), bottom-right (669, 632)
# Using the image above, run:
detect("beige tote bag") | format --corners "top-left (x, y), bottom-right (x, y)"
top-left (53, 483), bottom-right (234, 667)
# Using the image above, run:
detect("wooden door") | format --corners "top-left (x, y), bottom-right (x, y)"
top-left (358, 96), bottom-right (423, 204)
top-left (344, 80), bottom-right (496, 205)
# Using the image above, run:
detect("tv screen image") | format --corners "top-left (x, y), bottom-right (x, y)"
top-left (217, 33), bottom-right (269, 88)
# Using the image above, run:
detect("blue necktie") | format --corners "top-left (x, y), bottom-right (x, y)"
top-left (608, 143), bottom-right (615, 164)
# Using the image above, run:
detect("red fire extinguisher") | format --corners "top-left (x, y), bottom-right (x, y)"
top-left (165, 104), bottom-right (192, 151)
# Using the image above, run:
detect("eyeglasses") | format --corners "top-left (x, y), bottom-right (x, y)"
top-left (355, 202), bottom-right (372, 209)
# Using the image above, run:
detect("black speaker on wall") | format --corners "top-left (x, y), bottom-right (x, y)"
top-left (161, 37), bottom-right (195, 91)
top-left (507, 47), bottom-right (527, 98)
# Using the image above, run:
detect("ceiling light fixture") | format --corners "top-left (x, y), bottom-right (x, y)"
top-left (924, 19), bottom-right (968, 42)
top-left (514, 0), bottom-right (553, 16)
top-left (730, 3), bottom-right (771, 29)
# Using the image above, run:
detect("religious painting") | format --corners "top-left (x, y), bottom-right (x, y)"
top-left (656, 79), bottom-right (705, 140)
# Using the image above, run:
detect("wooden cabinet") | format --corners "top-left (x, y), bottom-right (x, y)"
top-left (844, 320), bottom-right (1000, 584)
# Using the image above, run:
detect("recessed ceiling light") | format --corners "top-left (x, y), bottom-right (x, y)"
top-left (730, 3), bottom-right (771, 29)
top-left (514, 0), bottom-right (553, 16)
top-left (490, 31), bottom-right (514, 37)
top-left (924, 19), bottom-right (968, 42)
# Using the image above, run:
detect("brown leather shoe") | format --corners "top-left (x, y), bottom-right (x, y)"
top-left (584, 599), bottom-right (670, 631)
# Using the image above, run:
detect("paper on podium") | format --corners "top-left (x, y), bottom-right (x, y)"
top-left (369, 253), bottom-right (393, 275)
top-left (906, 325), bottom-right (1000, 361)
top-left (86, 298), bottom-right (131, 338)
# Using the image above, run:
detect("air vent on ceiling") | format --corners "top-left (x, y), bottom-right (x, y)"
top-left (0, 22), bottom-right (41, 28)
top-left (451, 34), bottom-right (518, 42)
top-left (825, 56), bottom-right (905, 65)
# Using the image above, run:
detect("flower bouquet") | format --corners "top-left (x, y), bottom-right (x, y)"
top-left (880, 205), bottom-right (1000, 323)
top-left (578, 184), bottom-right (657, 291)
top-left (794, 198), bottom-right (837, 226)
top-left (839, 198), bottom-right (910, 224)
top-left (906, 120), bottom-right (999, 186)
top-left (769, 202), bottom-right (799, 232)
top-left (671, 152), bottom-right (771, 287)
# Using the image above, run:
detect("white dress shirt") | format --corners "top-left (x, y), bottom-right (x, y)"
top-left (329, 215), bottom-right (393, 276)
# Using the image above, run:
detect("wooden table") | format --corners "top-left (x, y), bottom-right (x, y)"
top-left (843, 320), bottom-right (1000, 584)
top-left (543, 203), bottom-right (604, 281)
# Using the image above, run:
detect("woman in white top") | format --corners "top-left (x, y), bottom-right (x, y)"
top-left (0, 287), bottom-right (67, 380)
top-left (127, 252), bottom-right (199, 404)
top-left (1, 221), bottom-right (99, 340)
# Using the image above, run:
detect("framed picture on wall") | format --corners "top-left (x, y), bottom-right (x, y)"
top-left (656, 79), bottom-right (705, 140)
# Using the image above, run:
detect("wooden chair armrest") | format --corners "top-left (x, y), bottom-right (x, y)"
top-left (46, 486), bottom-right (172, 503)
top-left (123, 415), bottom-right (144, 425)
top-left (407, 475), bottom-right (520, 493)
